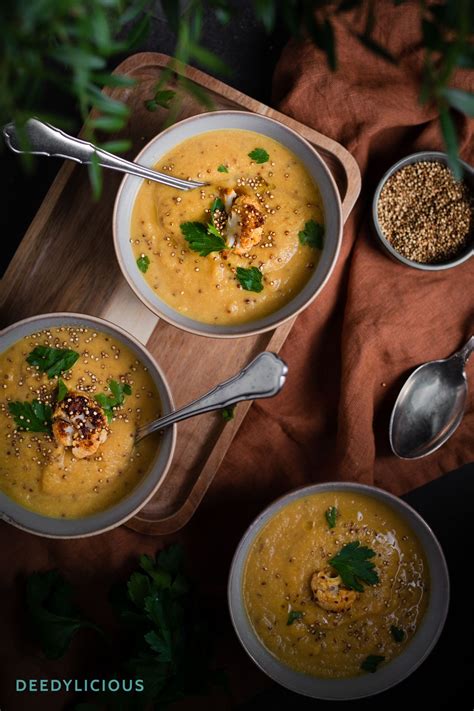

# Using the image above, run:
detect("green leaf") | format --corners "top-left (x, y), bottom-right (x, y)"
top-left (88, 115), bottom-right (126, 132)
top-left (137, 254), bottom-right (150, 273)
top-left (26, 570), bottom-right (102, 659)
top-left (154, 88), bottom-right (176, 108)
top-left (298, 219), bottom-right (324, 249)
top-left (254, 0), bottom-right (276, 32)
top-left (144, 630), bottom-right (172, 662)
top-left (222, 405), bottom-right (235, 422)
top-left (8, 400), bottom-right (52, 433)
top-left (236, 266), bottom-right (264, 293)
top-left (157, 544), bottom-right (185, 576)
top-left (442, 88), bottom-right (474, 117)
top-left (210, 197), bottom-right (225, 215)
top-left (217, 164), bottom-right (229, 173)
top-left (356, 34), bottom-right (396, 64)
top-left (361, 655), bottom-right (385, 673)
top-left (390, 625), bottom-right (405, 643)
top-left (329, 541), bottom-right (379, 592)
top-left (26, 346), bottom-right (79, 379)
top-left (88, 151), bottom-right (103, 200)
top-left (287, 610), bottom-right (303, 625)
top-left (95, 380), bottom-right (132, 422)
top-left (325, 506), bottom-right (338, 529)
top-left (99, 139), bottom-right (132, 154)
top-left (180, 221), bottom-right (226, 256)
top-left (440, 107), bottom-right (461, 179)
top-left (139, 555), bottom-right (173, 590)
top-left (57, 379), bottom-right (68, 402)
top-left (128, 573), bottom-right (153, 609)
top-left (248, 147), bottom-right (269, 163)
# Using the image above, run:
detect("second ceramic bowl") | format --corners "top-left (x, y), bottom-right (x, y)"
top-left (113, 110), bottom-right (343, 338)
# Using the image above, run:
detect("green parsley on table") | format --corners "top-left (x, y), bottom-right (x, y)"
top-left (144, 89), bottom-right (176, 112)
top-left (248, 147), bottom-right (269, 164)
top-left (57, 378), bottom-right (68, 402)
top-left (298, 219), bottom-right (324, 249)
top-left (217, 164), bottom-right (229, 173)
top-left (329, 541), bottom-right (379, 592)
top-left (287, 610), bottom-right (303, 626)
top-left (390, 625), bottom-right (405, 643)
top-left (236, 266), bottom-right (264, 292)
top-left (180, 221), bottom-right (226, 256)
top-left (26, 345), bottom-right (79, 379)
top-left (137, 254), bottom-right (150, 273)
top-left (221, 405), bottom-right (236, 422)
top-left (325, 506), bottom-right (338, 529)
top-left (95, 380), bottom-right (132, 422)
top-left (8, 400), bottom-right (52, 433)
top-left (361, 655), bottom-right (385, 673)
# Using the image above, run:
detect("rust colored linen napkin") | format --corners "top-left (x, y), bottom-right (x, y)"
top-left (1, 3), bottom-right (473, 709)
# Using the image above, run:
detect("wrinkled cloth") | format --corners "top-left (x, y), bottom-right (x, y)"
top-left (1, 2), bottom-right (473, 709)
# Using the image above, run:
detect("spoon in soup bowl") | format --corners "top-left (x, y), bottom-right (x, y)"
top-left (389, 335), bottom-right (474, 459)
top-left (136, 351), bottom-right (287, 443)
top-left (2, 118), bottom-right (206, 190)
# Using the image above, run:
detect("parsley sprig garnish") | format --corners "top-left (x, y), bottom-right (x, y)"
top-left (325, 506), bottom-right (338, 529)
top-left (180, 198), bottom-right (226, 256)
top-left (329, 541), bottom-right (379, 592)
top-left (390, 625), bottom-right (405, 643)
top-left (27, 346), bottom-right (79, 379)
top-left (217, 164), bottom-right (228, 173)
top-left (298, 219), bottom-right (324, 249)
top-left (95, 380), bottom-right (132, 422)
top-left (8, 400), bottom-right (52, 433)
top-left (361, 655), bottom-right (385, 673)
top-left (287, 610), bottom-right (303, 625)
top-left (236, 266), bottom-right (263, 292)
top-left (137, 254), bottom-right (150, 273)
top-left (248, 147), bottom-right (269, 164)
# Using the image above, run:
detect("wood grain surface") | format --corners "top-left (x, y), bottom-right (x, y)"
top-left (0, 53), bottom-right (361, 534)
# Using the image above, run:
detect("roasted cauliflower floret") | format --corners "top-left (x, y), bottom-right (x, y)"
top-left (225, 194), bottom-right (265, 254)
top-left (311, 569), bottom-right (357, 612)
top-left (52, 390), bottom-right (109, 459)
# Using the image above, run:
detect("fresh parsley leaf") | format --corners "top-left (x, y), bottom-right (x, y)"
top-left (236, 266), bottom-right (264, 292)
top-left (26, 570), bottom-right (102, 659)
top-left (207, 223), bottom-right (222, 239)
top-left (390, 625), bottom-right (405, 643)
top-left (8, 400), bottom-right (52, 433)
top-left (329, 541), bottom-right (379, 592)
top-left (145, 89), bottom-right (176, 111)
top-left (217, 164), bottom-right (228, 173)
top-left (95, 379), bottom-right (132, 422)
top-left (57, 379), bottom-right (68, 402)
top-left (221, 405), bottom-right (235, 422)
top-left (361, 655), bottom-right (385, 673)
top-left (248, 147), bottom-right (269, 163)
top-left (325, 506), bottom-right (338, 529)
top-left (287, 610), bottom-right (303, 625)
top-left (210, 197), bottom-right (224, 216)
top-left (180, 221), bottom-right (225, 256)
top-left (298, 219), bottom-right (324, 249)
top-left (26, 346), bottom-right (79, 379)
top-left (137, 254), bottom-right (150, 273)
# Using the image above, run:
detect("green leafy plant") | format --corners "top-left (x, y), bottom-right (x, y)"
top-left (361, 654), bottom-right (385, 673)
top-left (221, 404), bottom-right (236, 421)
top-left (299, 219), bottom-right (324, 249)
top-left (248, 147), bottom-right (270, 163)
top-left (95, 379), bottom-right (132, 421)
top-left (236, 266), bottom-right (264, 292)
top-left (27, 345), bottom-right (79, 379)
top-left (390, 625), bottom-right (405, 642)
top-left (325, 505), bottom-right (338, 528)
top-left (8, 399), bottom-right (53, 433)
top-left (25, 546), bottom-right (224, 708)
top-left (329, 541), bottom-right (379, 592)
top-left (287, 609), bottom-right (304, 625)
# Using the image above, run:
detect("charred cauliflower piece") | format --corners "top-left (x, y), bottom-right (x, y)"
top-left (225, 194), bottom-right (265, 254)
top-left (311, 569), bottom-right (357, 612)
top-left (52, 390), bottom-right (109, 459)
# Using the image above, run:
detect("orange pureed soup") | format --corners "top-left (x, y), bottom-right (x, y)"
top-left (0, 326), bottom-right (161, 518)
top-left (131, 129), bottom-right (324, 325)
top-left (243, 491), bottom-right (429, 678)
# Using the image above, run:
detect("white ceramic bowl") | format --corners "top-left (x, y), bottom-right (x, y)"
top-left (228, 482), bottom-right (449, 700)
top-left (0, 313), bottom-right (176, 538)
top-left (113, 110), bottom-right (343, 338)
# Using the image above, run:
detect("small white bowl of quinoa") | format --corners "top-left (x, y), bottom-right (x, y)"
top-left (372, 152), bottom-right (473, 270)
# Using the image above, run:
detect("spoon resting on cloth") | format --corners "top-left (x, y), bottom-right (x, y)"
top-left (2, 118), bottom-right (206, 191)
top-left (135, 351), bottom-right (288, 443)
top-left (389, 336), bottom-right (474, 459)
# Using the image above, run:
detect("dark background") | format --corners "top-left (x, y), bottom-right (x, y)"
top-left (2, 2), bottom-right (473, 709)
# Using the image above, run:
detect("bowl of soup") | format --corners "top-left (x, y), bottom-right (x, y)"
top-left (0, 313), bottom-right (176, 538)
top-left (113, 111), bottom-right (343, 337)
top-left (228, 482), bottom-right (449, 699)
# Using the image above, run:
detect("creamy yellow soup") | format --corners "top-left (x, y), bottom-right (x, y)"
top-left (131, 129), bottom-right (324, 325)
top-left (243, 492), bottom-right (429, 678)
top-left (0, 327), bottom-right (161, 518)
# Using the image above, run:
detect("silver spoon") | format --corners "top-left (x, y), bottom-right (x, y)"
top-left (389, 336), bottom-right (474, 459)
top-left (2, 118), bottom-right (206, 191)
top-left (135, 352), bottom-right (288, 442)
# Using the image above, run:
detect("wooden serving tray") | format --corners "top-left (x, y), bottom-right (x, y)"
top-left (0, 53), bottom-right (361, 535)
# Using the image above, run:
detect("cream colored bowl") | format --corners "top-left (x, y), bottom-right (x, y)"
top-left (0, 313), bottom-right (176, 538)
top-left (113, 110), bottom-right (343, 338)
top-left (228, 482), bottom-right (449, 700)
